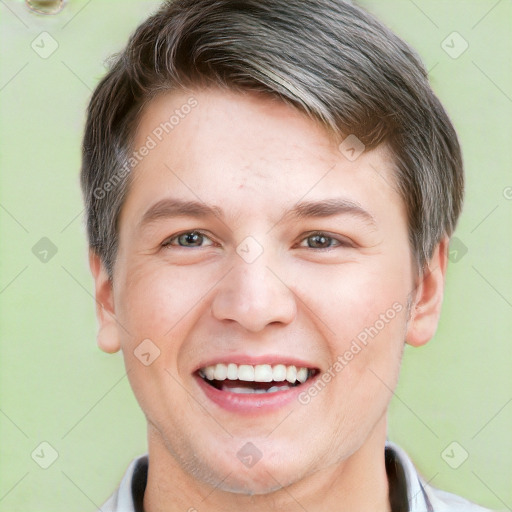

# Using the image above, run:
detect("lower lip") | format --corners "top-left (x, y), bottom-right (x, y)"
top-left (195, 374), bottom-right (312, 414)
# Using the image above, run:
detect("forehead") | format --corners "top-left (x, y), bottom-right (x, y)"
top-left (124, 87), bottom-right (402, 225)
top-left (135, 87), bottom-right (339, 168)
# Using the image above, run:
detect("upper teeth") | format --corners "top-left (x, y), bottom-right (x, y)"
top-left (199, 363), bottom-right (310, 384)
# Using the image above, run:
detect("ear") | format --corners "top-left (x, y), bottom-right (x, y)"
top-left (405, 236), bottom-right (449, 347)
top-left (89, 250), bottom-right (121, 353)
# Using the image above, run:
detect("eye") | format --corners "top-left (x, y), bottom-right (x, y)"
top-left (298, 232), bottom-right (350, 249)
top-left (162, 230), bottom-right (214, 248)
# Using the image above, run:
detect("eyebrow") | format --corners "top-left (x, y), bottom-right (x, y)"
top-left (284, 198), bottom-right (377, 228)
top-left (139, 198), bottom-right (223, 229)
top-left (138, 197), bottom-right (377, 230)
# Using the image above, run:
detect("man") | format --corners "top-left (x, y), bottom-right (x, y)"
top-left (81, 0), bottom-right (494, 510)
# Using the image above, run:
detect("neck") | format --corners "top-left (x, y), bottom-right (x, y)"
top-left (143, 417), bottom-right (391, 512)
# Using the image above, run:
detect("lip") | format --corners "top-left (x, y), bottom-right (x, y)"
top-left (195, 372), bottom-right (317, 413)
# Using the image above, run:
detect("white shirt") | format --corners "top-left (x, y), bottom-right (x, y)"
top-left (99, 441), bottom-right (495, 512)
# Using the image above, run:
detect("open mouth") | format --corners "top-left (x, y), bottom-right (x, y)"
top-left (197, 363), bottom-right (318, 394)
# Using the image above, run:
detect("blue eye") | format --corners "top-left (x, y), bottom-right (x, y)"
top-left (163, 231), bottom-right (213, 248)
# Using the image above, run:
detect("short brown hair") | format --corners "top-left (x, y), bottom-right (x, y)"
top-left (81, 0), bottom-right (463, 276)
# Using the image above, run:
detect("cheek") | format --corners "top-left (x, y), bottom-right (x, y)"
top-left (113, 264), bottom-right (205, 422)
top-left (116, 262), bottom-right (212, 342)
top-left (292, 258), bottom-right (409, 417)
top-left (292, 257), bottom-right (410, 346)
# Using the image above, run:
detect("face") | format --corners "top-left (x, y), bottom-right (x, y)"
top-left (97, 87), bottom-right (430, 493)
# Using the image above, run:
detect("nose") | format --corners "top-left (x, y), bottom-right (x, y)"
top-left (211, 258), bottom-right (297, 332)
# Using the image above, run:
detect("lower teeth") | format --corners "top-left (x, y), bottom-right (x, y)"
top-left (219, 384), bottom-right (292, 394)
top-left (266, 385), bottom-right (291, 393)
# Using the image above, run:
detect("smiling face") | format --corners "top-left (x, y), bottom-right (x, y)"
top-left (91, 86), bottom-right (447, 497)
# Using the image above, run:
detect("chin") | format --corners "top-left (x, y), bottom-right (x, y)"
top-left (211, 469), bottom-right (293, 495)
top-left (192, 449), bottom-right (306, 495)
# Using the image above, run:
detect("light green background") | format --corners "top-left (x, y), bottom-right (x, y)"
top-left (0, 1), bottom-right (510, 510)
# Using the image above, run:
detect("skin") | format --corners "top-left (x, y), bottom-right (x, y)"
top-left (90, 87), bottom-right (448, 512)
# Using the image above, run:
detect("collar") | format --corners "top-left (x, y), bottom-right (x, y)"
top-left (101, 441), bottom-right (492, 512)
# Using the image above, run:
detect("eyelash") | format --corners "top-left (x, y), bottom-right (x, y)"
top-left (161, 230), bottom-right (353, 250)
